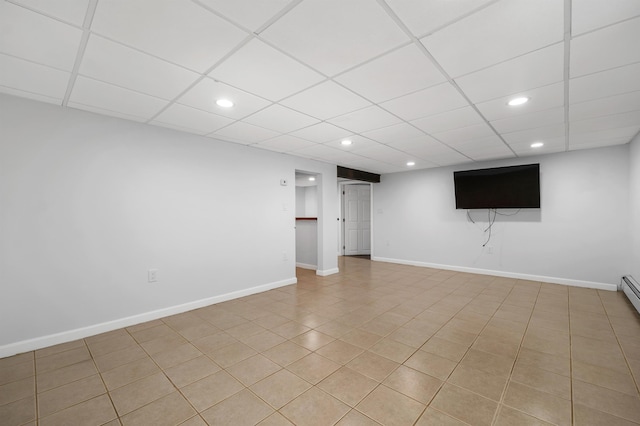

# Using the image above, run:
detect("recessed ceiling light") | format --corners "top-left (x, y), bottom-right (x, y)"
top-left (341, 139), bottom-right (352, 146)
top-left (216, 99), bottom-right (234, 108)
top-left (308, 177), bottom-right (315, 181)
top-left (407, 161), bottom-right (415, 166)
top-left (507, 97), bottom-right (529, 106)
top-left (531, 142), bottom-right (544, 148)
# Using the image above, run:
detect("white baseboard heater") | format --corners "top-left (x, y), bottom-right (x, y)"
top-left (621, 275), bottom-right (640, 314)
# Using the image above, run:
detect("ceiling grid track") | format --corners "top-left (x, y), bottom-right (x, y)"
top-left (564, 0), bottom-right (572, 151)
top-left (62, 0), bottom-right (98, 107)
top-left (2, 0), bottom-right (638, 173)
top-left (376, 0), bottom-right (516, 159)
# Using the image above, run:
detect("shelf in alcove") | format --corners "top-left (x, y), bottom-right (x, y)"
top-left (295, 217), bottom-right (317, 221)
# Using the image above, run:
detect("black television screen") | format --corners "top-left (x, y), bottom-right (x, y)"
top-left (454, 164), bottom-right (540, 209)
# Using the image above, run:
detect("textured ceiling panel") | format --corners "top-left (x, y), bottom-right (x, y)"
top-left (1, 0), bottom-right (639, 174)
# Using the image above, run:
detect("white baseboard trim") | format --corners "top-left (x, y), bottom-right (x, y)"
top-left (296, 262), bottom-right (317, 270)
top-left (316, 268), bottom-right (339, 276)
top-left (372, 256), bottom-right (617, 292)
top-left (0, 277), bottom-right (297, 359)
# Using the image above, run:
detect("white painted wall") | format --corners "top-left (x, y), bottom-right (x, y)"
top-left (373, 146), bottom-right (631, 288)
top-left (294, 186), bottom-right (317, 217)
top-left (630, 134), bottom-right (640, 280)
top-left (0, 94), bottom-right (337, 355)
top-left (295, 221), bottom-right (317, 268)
top-left (305, 186), bottom-right (318, 217)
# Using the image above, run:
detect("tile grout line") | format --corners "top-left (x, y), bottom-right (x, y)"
top-left (490, 280), bottom-right (542, 426)
top-left (595, 290), bottom-right (640, 396)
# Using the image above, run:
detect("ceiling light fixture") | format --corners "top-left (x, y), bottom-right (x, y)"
top-left (531, 142), bottom-right (544, 148)
top-left (308, 177), bottom-right (315, 181)
top-left (407, 161), bottom-right (415, 166)
top-left (216, 99), bottom-right (234, 108)
top-left (507, 97), bottom-right (529, 106)
top-left (341, 139), bottom-right (352, 146)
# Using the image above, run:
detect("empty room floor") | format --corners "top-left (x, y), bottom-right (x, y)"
top-left (2, 257), bottom-right (640, 426)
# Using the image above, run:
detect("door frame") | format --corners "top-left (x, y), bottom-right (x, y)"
top-left (338, 181), bottom-right (373, 257)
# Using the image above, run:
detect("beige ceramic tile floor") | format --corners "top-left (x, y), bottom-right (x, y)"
top-left (2, 257), bottom-right (640, 425)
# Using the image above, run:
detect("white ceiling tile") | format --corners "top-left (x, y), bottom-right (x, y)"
top-left (176, 77), bottom-right (271, 120)
top-left (335, 44), bottom-right (447, 103)
top-left (448, 134), bottom-right (505, 147)
top-left (570, 110), bottom-right (640, 134)
top-left (280, 81), bottom-right (371, 120)
top-left (502, 124), bottom-right (565, 145)
top-left (292, 143), bottom-right (362, 163)
top-left (570, 17), bottom-right (640, 78)
top-left (323, 135), bottom-right (381, 152)
top-left (429, 153), bottom-right (474, 167)
top-left (570, 63), bottom-right (640, 104)
top-left (411, 106), bottom-right (484, 134)
top-left (361, 123), bottom-right (426, 145)
top-left (492, 107), bottom-right (565, 134)
top-left (69, 76), bottom-right (167, 120)
top-left (475, 82), bottom-right (564, 121)
top-left (0, 53), bottom-right (69, 101)
top-left (80, 35), bottom-right (199, 100)
top-left (0, 88), bottom-right (61, 105)
top-left (381, 82), bottom-right (469, 121)
top-left (411, 106), bottom-right (485, 135)
top-left (197, 0), bottom-right (292, 31)
top-left (510, 137), bottom-right (566, 156)
top-left (212, 121), bottom-right (281, 144)
top-left (0, 2), bottom-right (82, 71)
top-left (459, 144), bottom-right (515, 162)
top-left (260, 0), bottom-right (409, 76)
top-left (243, 104), bottom-right (319, 133)
top-left (344, 159), bottom-right (403, 174)
top-left (572, 0), bottom-right (640, 36)
top-left (328, 105), bottom-right (403, 133)
top-left (384, 135), bottom-right (443, 152)
top-left (569, 125), bottom-right (639, 146)
top-left (392, 160), bottom-right (439, 171)
top-left (433, 123), bottom-right (497, 145)
top-left (346, 143), bottom-right (410, 163)
top-left (570, 91), bottom-right (640, 122)
top-left (385, 0), bottom-right (495, 37)
top-left (455, 43), bottom-right (564, 104)
top-left (151, 103), bottom-right (234, 135)
top-left (67, 102), bottom-right (149, 122)
top-left (210, 39), bottom-right (324, 101)
top-left (289, 123), bottom-right (352, 143)
top-left (570, 137), bottom-right (632, 151)
top-left (91, 0), bottom-right (247, 72)
top-left (9, 0), bottom-right (90, 26)
top-left (398, 138), bottom-right (466, 158)
top-left (422, 0), bottom-right (563, 77)
top-left (254, 135), bottom-right (317, 153)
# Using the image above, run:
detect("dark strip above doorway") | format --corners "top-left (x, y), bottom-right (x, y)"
top-left (337, 166), bottom-right (381, 183)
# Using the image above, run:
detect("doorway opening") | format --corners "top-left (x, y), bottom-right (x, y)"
top-left (340, 182), bottom-right (372, 258)
top-left (295, 171), bottom-right (319, 271)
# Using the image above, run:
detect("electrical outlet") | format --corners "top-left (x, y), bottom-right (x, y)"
top-left (282, 251), bottom-right (288, 261)
top-left (486, 246), bottom-right (494, 255)
top-left (148, 269), bottom-right (158, 283)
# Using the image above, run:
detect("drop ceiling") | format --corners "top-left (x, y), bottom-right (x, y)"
top-left (1, 0), bottom-right (639, 174)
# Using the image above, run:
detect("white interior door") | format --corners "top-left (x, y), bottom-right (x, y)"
top-left (343, 184), bottom-right (371, 255)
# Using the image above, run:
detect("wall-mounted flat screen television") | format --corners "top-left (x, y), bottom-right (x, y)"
top-left (454, 164), bottom-right (540, 209)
